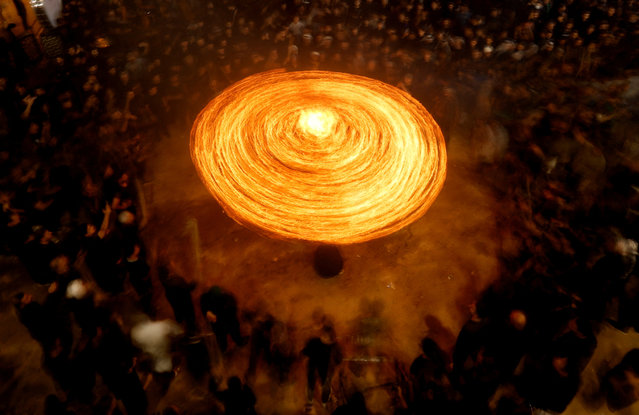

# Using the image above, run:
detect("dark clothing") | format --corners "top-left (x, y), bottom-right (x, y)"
top-left (216, 379), bottom-right (257, 415)
top-left (161, 272), bottom-right (197, 331)
top-left (68, 294), bottom-right (100, 339)
top-left (94, 321), bottom-right (147, 415)
top-left (332, 392), bottom-right (368, 415)
top-left (21, 240), bottom-right (59, 284)
top-left (84, 235), bottom-right (125, 294)
top-left (125, 255), bottom-right (153, 315)
top-left (182, 335), bottom-right (211, 380)
top-left (42, 288), bottom-right (74, 355)
top-left (452, 318), bottom-right (502, 411)
top-left (410, 353), bottom-right (451, 414)
top-left (303, 336), bottom-right (342, 402)
top-left (200, 287), bottom-right (245, 352)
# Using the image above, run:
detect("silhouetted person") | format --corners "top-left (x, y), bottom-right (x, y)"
top-left (181, 333), bottom-right (211, 381)
top-left (247, 313), bottom-right (274, 381)
top-left (451, 306), bottom-right (500, 413)
top-left (332, 391), bottom-right (368, 415)
top-left (83, 214), bottom-right (126, 294)
top-left (214, 376), bottom-right (257, 415)
top-left (125, 243), bottom-right (153, 315)
top-left (94, 317), bottom-right (148, 415)
top-left (21, 227), bottom-right (59, 284)
top-left (131, 318), bottom-right (182, 395)
top-left (66, 279), bottom-right (100, 339)
top-left (303, 324), bottom-right (342, 403)
top-left (158, 262), bottom-right (197, 332)
top-left (410, 337), bottom-right (451, 414)
top-left (245, 312), bottom-right (294, 383)
top-left (200, 286), bottom-right (246, 353)
top-left (517, 343), bottom-right (583, 413)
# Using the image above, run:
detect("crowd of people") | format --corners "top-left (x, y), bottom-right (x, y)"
top-left (2, 0), bottom-right (639, 414)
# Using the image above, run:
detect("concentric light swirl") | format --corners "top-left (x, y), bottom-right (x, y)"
top-left (191, 70), bottom-right (447, 244)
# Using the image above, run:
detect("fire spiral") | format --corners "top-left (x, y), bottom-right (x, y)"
top-left (190, 70), bottom-right (446, 244)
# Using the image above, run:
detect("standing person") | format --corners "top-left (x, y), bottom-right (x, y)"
top-left (125, 242), bottom-right (153, 316)
top-left (200, 286), bottom-right (247, 353)
top-left (94, 315), bottom-right (148, 415)
top-left (303, 324), bottom-right (342, 404)
top-left (82, 204), bottom-right (126, 294)
top-left (409, 337), bottom-right (451, 414)
top-left (131, 318), bottom-right (183, 395)
top-left (214, 376), bottom-right (257, 415)
top-left (158, 261), bottom-right (197, 332)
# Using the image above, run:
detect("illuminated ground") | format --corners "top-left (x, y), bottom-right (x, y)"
top-left (144, 122), bottom-right (501, 413)
top-left (1, 121), bottom-right (639, 414)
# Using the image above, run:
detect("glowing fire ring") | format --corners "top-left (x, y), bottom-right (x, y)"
top-left (191, 70), bottom-right (446, 244)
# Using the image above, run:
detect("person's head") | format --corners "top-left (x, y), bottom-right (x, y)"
top-left (50, 254), bottom-right (70, 275)
top-left (303, 33), bottom-right (313, 45)
top-left (509, 309), bottom-right (527, 330)
top-left (420, 337), bottom-right (442, 357)
top-left (227, 376), bottom-right (242, 390)
top-left (118, 173), bottom-right (129, 188)
top-left (28, 122), bottom-right (40, 135)
top-left (16, 83), bottom-right (27, 95)
top-left (320, 324), bottom-right (336, 344)
top-left (66, 279), bottom-right (89, 299)
top-left (552, 355), bottom-right (568, 374)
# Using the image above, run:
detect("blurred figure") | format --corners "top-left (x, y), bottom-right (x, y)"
top-left (332, 391), bottom-right (368, 415)
top-left (303, 323), bottom-right (342, 403)
top-left (158, 261), bottom-right (197, 332)
top-left (200, 286), bottom-right (247, 353)
top-left (94, 313), bottom-right (148, 415)
top-left (125, 242), bottom-right (154, 315)
top-left (213, 376), bottom-right (257, 415)
top-left (409, 337), bottom-right (451, 414)
top-left (246, 311), bottom-right (295, 383)
top-left (131, 318), bottom-right (183, 394)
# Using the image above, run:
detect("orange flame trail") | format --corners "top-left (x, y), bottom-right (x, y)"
top-left (191, 70), bottom-right (447, 244)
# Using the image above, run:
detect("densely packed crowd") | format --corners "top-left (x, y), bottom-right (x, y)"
top-left (2, 0), bottom-right (639, 414)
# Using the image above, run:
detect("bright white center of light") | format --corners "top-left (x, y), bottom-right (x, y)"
top-left (298, 110), bottom-right (336, 138)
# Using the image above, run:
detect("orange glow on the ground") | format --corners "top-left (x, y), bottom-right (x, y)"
top-left (190, 70), bottom-right (447, 244)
